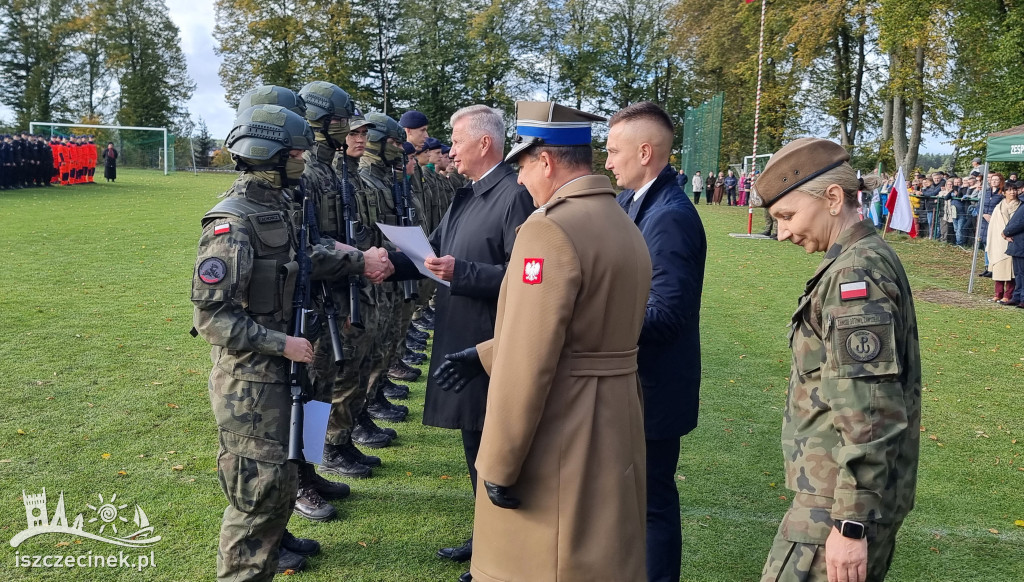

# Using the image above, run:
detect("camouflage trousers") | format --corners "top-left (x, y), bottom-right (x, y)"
top-left (365, 285), bottom-right (399, 401)
top-left (209, 367), bottom-right (297, 581)
top-left (324, 286), bottom-right (381, 444)
top-left (412, 279), bottom-right (436, 320)
top-left (764, 208), bottom-right (778, 235)
top-left (761, 494), bottom-right (902, 582)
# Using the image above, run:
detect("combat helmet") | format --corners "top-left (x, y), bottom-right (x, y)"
top-left (298, 81), bottom-right (355, 149)
top-left (226, 104), bottom-right (315, 183)
top-left (237, 85), bottom-right (307, 118)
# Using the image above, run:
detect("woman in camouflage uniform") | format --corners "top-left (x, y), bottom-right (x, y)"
top-left (753, 138), bottom-right (922, 582)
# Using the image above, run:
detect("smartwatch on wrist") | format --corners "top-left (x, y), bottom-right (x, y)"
top-left (835, 520), bottom-right (867, 539)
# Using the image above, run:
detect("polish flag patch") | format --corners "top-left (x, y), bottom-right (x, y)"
top-left (213, 223), bottom-right (231, 236)
top-left (523, 258), bottom-right (543, 284)
top-left (839, 281), bottom-right (868, 301)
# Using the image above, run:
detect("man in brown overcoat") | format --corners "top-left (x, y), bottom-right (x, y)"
top-left (435, 101), bottom-right (652, 582)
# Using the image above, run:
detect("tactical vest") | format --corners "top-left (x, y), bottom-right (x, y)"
top-left (203, 195), bottom-right (298, 326)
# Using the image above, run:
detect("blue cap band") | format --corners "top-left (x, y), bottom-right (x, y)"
top-left (515, 124), bottom-right (591, 146)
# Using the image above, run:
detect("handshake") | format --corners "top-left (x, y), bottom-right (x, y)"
top-left (334, 242), bottom-right (394, 284)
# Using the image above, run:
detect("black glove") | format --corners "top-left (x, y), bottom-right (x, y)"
top-left (433, 347), bottom-right (484, 393)
top-left (484, 481), bottom-right (520, 509)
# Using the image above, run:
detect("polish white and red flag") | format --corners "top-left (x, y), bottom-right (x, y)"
top-left (885, 167), bottom-right (917, 238)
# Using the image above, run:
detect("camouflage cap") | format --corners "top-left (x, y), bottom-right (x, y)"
top-left (752, 137), bottom-right (850, 208)
top-left (226, 104), bottom-right (315, 161)
top-left (237, 85), bottom-right (307, 118)
top-left (298, 81), bottom-right (354, 122)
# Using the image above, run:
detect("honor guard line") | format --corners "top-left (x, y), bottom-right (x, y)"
top-left (29, 122), bottom-right (171, 176)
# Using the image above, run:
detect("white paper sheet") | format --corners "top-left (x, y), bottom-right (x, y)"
top-left (301, 400), bottom-right (331, 465)
top-left (376, 223), bottom-right (451, 287)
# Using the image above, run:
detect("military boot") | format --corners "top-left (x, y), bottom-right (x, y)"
top-left (281, 530), bottom-right (321, 556)
top-left (304, 463), bottom-right (351, 500)
top-left (359, 408), bottom-right (398, 438)
top-left (406, 337), bottom-right (427, 352)
top-left (294, 465), bottom-right (338, 522)
top-left (412, 318), bottom-right (433, 332)
top-left (346, 442), bottom-right (382, 467)
top-left (352, 414), bottom-right (394, 448)
top-left (276, 547), bottom-right (308, 573)
top-left (388, 359), bottom-right (421, 383)
top-left (320, 442), bottom-right (372, 479)
top-left (408, 327), bottom-right (430, 342)
top-left (383, 375), bottom-right (413, 398)
top-left (403, 347), bottom-right (427, 365)
top-left (367, 390), bottom-right (408, 422)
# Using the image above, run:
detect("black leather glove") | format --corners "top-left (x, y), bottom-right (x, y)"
top-left (483, 481), bottom-right (520, 509)
top-left (433, 346), bottom-right (484, 393)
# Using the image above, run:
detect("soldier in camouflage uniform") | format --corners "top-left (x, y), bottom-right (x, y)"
top-left (359, 112), bottom-right (415, 421)
top-left (192, 103), bottom-right (389, 580)
top-left (297, 82), bottom-right (396, 482)
top-left (233, 84), bottom-right (351, 525)
top-left (754, 138), bottom-right (921, 582)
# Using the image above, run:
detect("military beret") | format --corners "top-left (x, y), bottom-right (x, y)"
top-left (399, 110), bottom-right (428, 129)
top-left (422, 137), bottom-right (443, 151)
top-left (506, 100), bottom-right (605, 163)
top-left (402, 141), bottom-right (416, 155)
top-left (440, 143), bottom-right (451, 155)
top-left (752, 137), bottom-right (850, 208)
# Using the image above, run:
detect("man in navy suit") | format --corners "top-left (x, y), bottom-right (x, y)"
top-left (606, 102), bottom-right (708, 582)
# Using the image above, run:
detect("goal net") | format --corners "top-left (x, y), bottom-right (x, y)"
top-left (28, 122), bottom-right (176, 175)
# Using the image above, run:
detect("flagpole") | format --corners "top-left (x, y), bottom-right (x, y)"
top-left (747, 0), bottom-right (767, 234)
top-left (881, 209), bottom-right (893, 242)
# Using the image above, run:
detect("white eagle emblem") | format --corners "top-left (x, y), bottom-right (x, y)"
top-left (524, 261), bottom-right (541, 281)
top-left (523, 258), bottom-right (543, 284)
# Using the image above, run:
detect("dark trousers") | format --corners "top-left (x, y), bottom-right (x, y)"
top-left (646, 437), bottom-right (682, 582)
top-left (462, 429), bottom-right (483, 496)
top-left (1012, 256), bottom-right (1024, 304)
top-left (692, 190), bottom-right (701, 205)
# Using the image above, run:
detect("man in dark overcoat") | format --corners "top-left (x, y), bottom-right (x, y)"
top-left (387, 104), bottom-right (534, 563)
top-left (606, 101), bottom-right (708, 582)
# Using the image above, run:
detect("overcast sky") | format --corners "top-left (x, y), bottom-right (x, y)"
top-left (3, 3), bottom-right (953, 154)
top-left (166, 1), bottom-right (235, 140)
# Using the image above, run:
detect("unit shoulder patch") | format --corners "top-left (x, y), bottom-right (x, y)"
top-left (198, 257), bottom-right (228, 284)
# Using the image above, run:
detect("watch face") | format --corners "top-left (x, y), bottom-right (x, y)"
top-left (840, 521), bottom-right (866, 539)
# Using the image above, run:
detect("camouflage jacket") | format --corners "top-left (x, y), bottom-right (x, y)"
top-left (783, 219), bottom-right (921, 526)
top-left (360, 153), bottom-right (401, 232)
top-left (191, 173), bottom-right (365, 384)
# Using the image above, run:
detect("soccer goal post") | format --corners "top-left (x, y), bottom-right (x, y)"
top-left (29, 121), bottom-right (170, 175)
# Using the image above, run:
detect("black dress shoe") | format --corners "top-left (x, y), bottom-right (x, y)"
top-left (437, 537), bottom-right (472, 562)
top-left (980, 270), bottom-right (993, 278)
top-left (458, 573), bottom-right (472, 582)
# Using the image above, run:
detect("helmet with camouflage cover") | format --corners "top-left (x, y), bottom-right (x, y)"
top-left (364, 112), bottom-right (406, 165)
top-left (237, 85), bottom-right (306, 118)
top-left (299, 81), bottom-right (355, 150)
top-left (226, 104), bottom-right (315, 184)
top-left (365, 112), bottom-right (404, 144)
top-left (298, 81), bottom-right (355, 123)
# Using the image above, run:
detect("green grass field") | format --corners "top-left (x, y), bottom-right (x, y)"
top-left (0, 169), bottom-right (1022, 581)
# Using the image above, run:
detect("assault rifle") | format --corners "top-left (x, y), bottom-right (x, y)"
top-left (392, 155), bottom-right (419, 301)
top-left (336, 146), bottom-right (363, 330)
top-left (287, 190), bottom-right (315, 463)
